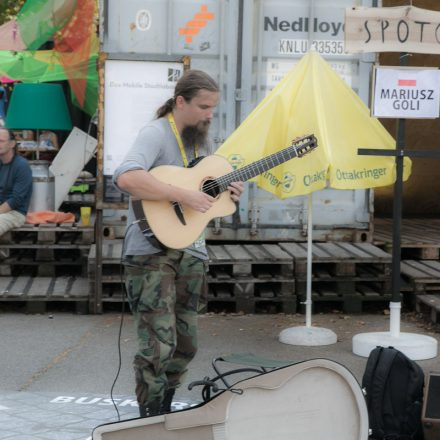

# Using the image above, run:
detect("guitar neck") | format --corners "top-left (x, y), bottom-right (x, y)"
top-left (216, 137), bottom-right (314, 192)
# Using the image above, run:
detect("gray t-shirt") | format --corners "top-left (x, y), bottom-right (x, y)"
top-left (113, 117), bottom-right (212, 260)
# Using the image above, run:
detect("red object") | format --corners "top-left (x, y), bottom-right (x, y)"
top-left (0, 76), bottom-right (16, 83)
top-left (398, 79), bottom-right (417, 86)
top-left (26, 211), bottom-right (75, 224)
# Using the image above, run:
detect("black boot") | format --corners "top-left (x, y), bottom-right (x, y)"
top-left (161, 388), bottom-right (176, 413)
top-left (138, 400), bottom-right (162, 418)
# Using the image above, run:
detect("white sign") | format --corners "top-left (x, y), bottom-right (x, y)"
top-left (372, 67), bottom-right (440, 119)
top-left (265, 58), bottom-right (355, 91)
top-left (103, 60), bottom-right (183, 175)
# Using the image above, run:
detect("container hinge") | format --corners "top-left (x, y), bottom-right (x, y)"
top-left (212, 218), bottom-right (222, 235)
top-left (235, 89), bottom-right (245, 102)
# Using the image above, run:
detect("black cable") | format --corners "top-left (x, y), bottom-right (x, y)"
top-left (108, 220), bottom-right (135, 420)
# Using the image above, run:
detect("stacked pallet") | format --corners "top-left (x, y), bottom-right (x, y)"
top-left (374, 218), bottom-right (440, 260)
top-left (207, 244), bottom-right (295, 313)
top-left (88, 240), bottom-right (125, 310)
top-left (0, 223), bottom-right (93, 311)
top-left (375, 218), bottom-right (440, 324)
top-left (279, 242), bottom-right (392, 313)
top-left (87, 240), bottom-right (396, 314)
top-left (88, 242), bottom-right (296, 314)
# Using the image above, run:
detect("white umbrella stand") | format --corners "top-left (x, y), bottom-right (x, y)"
top-left (352, 130), bottom-right (438, 360)
top-left (279, 194), bottom-right (337, 346)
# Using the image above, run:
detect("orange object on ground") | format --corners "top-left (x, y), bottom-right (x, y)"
top-left (26, 211), bottom-right (75, 224)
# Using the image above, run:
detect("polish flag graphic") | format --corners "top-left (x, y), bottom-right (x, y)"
top-left (398, 79), bottom-right (417, 86)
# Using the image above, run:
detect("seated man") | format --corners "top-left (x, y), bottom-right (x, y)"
top-left (0, 128), bottom-right (33, 237)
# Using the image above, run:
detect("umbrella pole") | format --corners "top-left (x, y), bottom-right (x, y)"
top-left (305, 193), bottom-right (313, 328)
top-left (278, 192), bottom-right (337, 346)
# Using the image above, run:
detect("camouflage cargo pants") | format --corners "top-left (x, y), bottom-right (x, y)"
top-left (124, 250), bottom-right (206, 407)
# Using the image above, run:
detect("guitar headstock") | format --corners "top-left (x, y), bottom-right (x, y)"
top-left (292, 134), bottom-right (318, 158)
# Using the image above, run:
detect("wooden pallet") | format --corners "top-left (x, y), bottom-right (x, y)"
top-left (374, 218), bottom-right (440, 259)
top-left (207, 244), bottom-right (294, 279)
top-left (416, 294), bottom-right (440, 324)
top-left (207, 244), bottom-right (295, 313)
top-left (401, 260), bottom-right (440, 292)
top-left (0, 250), bottom-right (88, 277)
top-left (278, 242), bottom-right (392, 277)
top-left (298, 285), bottom-right (392, 313)
top-left (88, 241), bottom-right (124, 286)
top-left (277, 242), bottom-right (392, 313)
top-left (0, 276), bottom-right (88, 299)
top-left (0, 223), bottom-right (94, 246)
top-left (0, 275), bottom-right (89, 312)
top-left (208, 278), bottom-right (296, 312)
top-left (208, 291), bottom-right (297, 314)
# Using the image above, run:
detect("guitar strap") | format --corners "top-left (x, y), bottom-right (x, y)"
top-left (132, 199), bottom-right (165, 250)
top-left (133, 114), bottom-right (200, 249)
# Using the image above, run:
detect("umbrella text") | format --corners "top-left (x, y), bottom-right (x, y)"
top-left (336, 168), bottom-right (387, 181)
top-left (303, 170), bottom-right (326, 187)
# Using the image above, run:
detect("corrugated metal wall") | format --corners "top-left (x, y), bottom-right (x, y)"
top-left (101, 0), bottom-right (378, 242)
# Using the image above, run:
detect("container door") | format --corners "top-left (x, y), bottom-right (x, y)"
top-left (101, 0), bottom-right (239, 152)
top-left (229, 0), bottom-right (375, 242)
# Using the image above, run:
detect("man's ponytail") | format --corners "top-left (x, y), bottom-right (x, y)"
top-left (156, 97), bottom-right (175, 119)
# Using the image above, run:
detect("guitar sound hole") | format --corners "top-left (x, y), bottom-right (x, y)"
top-left (202, 179), bottom-right (220, 198)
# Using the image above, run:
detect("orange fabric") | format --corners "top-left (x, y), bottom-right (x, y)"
top-left (54, 0), bottom-right (96, 108)
top-left (26, 211), bottom-right (75, 224)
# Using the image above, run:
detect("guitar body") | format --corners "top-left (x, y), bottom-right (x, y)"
top-left (142, 155), bottom-right (236, 249)
top-left (138, 134), bottom-right (317, 249)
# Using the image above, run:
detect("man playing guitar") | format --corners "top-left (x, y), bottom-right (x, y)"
top-left (113, 70), bottom-right (244, 418)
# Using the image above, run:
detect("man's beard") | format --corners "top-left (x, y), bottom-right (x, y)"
top-left (181, 120), bottom-right (210, 148)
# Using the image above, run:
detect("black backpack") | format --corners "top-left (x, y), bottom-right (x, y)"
top-left (362, 346), bottom-right (425, 440)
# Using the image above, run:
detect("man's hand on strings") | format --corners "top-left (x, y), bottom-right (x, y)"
top-left (228, 181), bottom-right (244, 202)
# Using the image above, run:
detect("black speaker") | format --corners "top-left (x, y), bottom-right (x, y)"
top-left (422, 372), bottom-right (440, 440)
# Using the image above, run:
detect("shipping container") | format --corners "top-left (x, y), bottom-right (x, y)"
top-left (99, 0), bottom-right (376, 243)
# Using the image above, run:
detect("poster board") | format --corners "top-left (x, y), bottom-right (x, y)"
top-left (102, 58), bottom-right (185, 201)
top-left (371, 66), bottom-right (440, 119)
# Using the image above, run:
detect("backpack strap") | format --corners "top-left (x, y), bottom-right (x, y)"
top-left (401, 356), bottom-right (424, 440)
top-left (366, 347), bottom-right (399, 439)
top-left (362, 346), bottom-right (382, 408)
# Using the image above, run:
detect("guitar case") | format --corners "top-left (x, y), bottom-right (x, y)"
top-left (92, 358), bottom-right (368, 440)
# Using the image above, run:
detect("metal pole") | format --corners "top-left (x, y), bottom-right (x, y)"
top-left (306, 193), bottom-right (313, 328)
top-left (391, 120), bottom-right (404, 304)
top-left (390, 52), bottom-right (408, 336)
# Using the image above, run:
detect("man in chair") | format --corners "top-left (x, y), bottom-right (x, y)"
top-left (0, 128), bottom-right (33, 239)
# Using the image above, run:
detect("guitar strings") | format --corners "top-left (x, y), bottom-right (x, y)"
top-left (202, 144), bottom-right (309, 192)
top-left (199, 137), bottom-right (315, 194)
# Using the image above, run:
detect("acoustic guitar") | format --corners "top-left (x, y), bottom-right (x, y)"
top-left (133, 134), bottom-right (317, 249)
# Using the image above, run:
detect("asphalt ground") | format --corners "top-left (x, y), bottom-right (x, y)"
top-left (1, 307), bottom-right (439, 439)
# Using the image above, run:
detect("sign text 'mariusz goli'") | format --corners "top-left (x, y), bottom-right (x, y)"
top-left (372, 66), bottom-right (440, 119)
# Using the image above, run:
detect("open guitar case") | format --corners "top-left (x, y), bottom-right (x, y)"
top-left (92, 358), bottom-right (369, 440)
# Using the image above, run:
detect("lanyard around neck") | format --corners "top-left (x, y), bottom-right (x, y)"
top-left (168, 113), bottom-right (198, 167)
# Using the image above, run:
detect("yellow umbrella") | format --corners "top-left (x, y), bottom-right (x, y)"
top-left (217, 51), bottom-right (411, 197)
top-left (216, 51), bottom-right (411, 345)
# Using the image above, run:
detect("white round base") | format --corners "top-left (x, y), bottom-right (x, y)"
top-left (352, 332), bottom-right (438, 360)
top-left (279, 326), bottom-right (337, 346)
